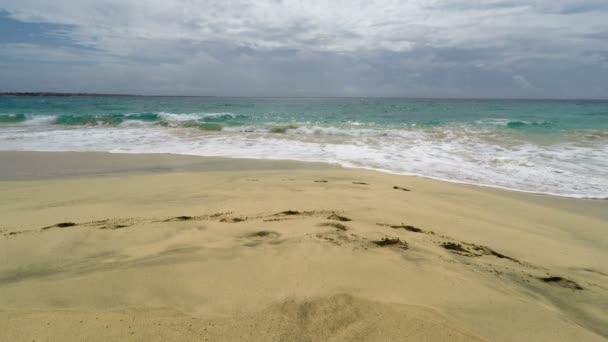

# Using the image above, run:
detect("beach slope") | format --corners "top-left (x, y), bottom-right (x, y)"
top-left (0, 152), bottom-right (606, 341)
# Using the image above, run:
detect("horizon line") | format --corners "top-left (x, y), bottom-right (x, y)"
top-left (1, 92), bottom-right (607, 101)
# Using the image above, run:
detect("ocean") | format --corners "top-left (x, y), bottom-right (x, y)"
top-left (1, 96), bottom-right (607, 199)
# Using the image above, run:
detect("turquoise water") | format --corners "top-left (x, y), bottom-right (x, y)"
top-left (1, 96), bottom-right (607, 198)
top-left (1, 96), bottom-right (608, 131)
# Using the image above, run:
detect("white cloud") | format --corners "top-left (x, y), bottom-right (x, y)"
top-left (0, 0), bottom-right (607, 97)
top-left (512, 74), bottom-right (540, 92)
top-left (2, 0), bottom-right (605, 54)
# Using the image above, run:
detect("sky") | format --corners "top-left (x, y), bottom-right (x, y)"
top-left (0, 0), bottom-right (607, 98)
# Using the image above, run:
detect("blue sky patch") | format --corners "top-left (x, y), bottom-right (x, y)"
top-left (0, 10), bottom-right (80, 48)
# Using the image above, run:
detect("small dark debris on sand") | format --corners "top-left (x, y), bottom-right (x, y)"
top-left (582, 268), bottom-right (608, 277)
top-left (539, 276), bottom-right (583, 290)
top-left (442, 242), bottom-right (468, 253)
top-left (209, 212), bottom-right (231, 218)
top-left (220, 217), bottom-right (245, 223)
top-left (373, 237), bottom-right (408, 249)
top-left (393, 186), bottom-right (411, 191)
top-left (245, 231), bottom-right (281, 244)
top-left (42, 222), bottom-right (76, 230)
top-left (248, 231), bottom-right (276, 238)
top-left (314, 180), bottom-right (328, 183)
top-left (471, 245), bottom-right (521, 263)
top-left (8, 231), bottom-right (20, 236)
top-left (276, 210), bottom-right (301, 216)
top-left (319, 222), bottom-right (349, 231)
top-left (389, 224), bottom-right (423, 233)
top-left (352, 182), bottom-right (369, 185)
top-left (327, 214), bottom-right (351, 222)
top-left (442, 241), bottom-right (522, 263)
top-left (164, 216), bottom-right (194, 222)
top-left (100, 224), bottom-right (129, 230)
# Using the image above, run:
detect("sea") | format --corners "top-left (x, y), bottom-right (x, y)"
top-left (1, 96), bottom-right (607, 199)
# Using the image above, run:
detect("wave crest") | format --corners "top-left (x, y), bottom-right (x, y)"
top-left (0, 111), bottom-right (246, 129)
top-left (476, 118), bottom-right (553, 129)
top-left (0, 113), bottom-right (27, 123)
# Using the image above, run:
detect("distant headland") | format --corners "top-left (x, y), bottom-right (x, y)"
top-left (0, 92), bottom-right (138, 97)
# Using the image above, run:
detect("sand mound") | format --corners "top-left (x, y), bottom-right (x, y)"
top-left (0, 294), bottom-right (482, 342)
top-left (207, 293), bottom-right (483, 341)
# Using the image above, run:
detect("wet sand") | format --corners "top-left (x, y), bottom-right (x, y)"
top-left (0, 151), bottom-right (606, 341)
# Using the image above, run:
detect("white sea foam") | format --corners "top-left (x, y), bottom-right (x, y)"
top-left (199, 112), bottom-right (242, 120)
top-left (0, 124), bottom-right (606, 199)
top-left (475, 118), bottom-right (512, 126)
top-left (158, 112), bottom-right (241, 122)
top-left (21, 115), bottom-right (57, 125)
top-left (475, 118), bottom-right (551, 127)
top-left (224, 124), bottom-right (422, 138)
top-left (290, 126), bottom-right (380, 136)
top-left (118, 120), bottom-right (156, 128)
top-left (0, 114), bottom-right (59, 126)
top-left (157, 112), bottom-right (204, 122)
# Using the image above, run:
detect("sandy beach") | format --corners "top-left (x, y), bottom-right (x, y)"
top-left (0, 151), bottom-right (606, 341)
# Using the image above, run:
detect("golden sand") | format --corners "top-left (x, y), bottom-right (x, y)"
top-left (0, 152), bottom-right (606, 341)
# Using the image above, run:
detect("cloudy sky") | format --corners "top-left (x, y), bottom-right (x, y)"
top-left (0, 0), bottom-right (607, 98)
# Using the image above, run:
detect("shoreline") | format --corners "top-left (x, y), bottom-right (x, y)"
top-left (1, 150), bottom-right (606, 202)
top-left (0, 150), bottom-right (338, 181)
top-left (1, 150), bottom-right (607, 341)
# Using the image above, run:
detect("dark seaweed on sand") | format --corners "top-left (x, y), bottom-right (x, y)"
top-left (373, 237), bottom-right (408, 249)
top-left (539, 276), bottom-right (583, 290)
top-left (327, 214), bottom-right (351, 222)
top-left (42, 222), bottom-right (77, 230)
top-left (276, 210), bottom-right (301, 215)
top-left (389, 224), bottom-right (423, 233)
top-left (319, 222), bottom-right (349, 231)
top-left (441, 242), bottom-right (468, 253)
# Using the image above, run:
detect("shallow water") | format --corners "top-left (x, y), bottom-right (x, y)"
top-left (1, 96), bottom-right (607, 198)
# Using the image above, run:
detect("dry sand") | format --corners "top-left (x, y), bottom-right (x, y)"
top-left (0, 151), bottom-right (606, 341)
